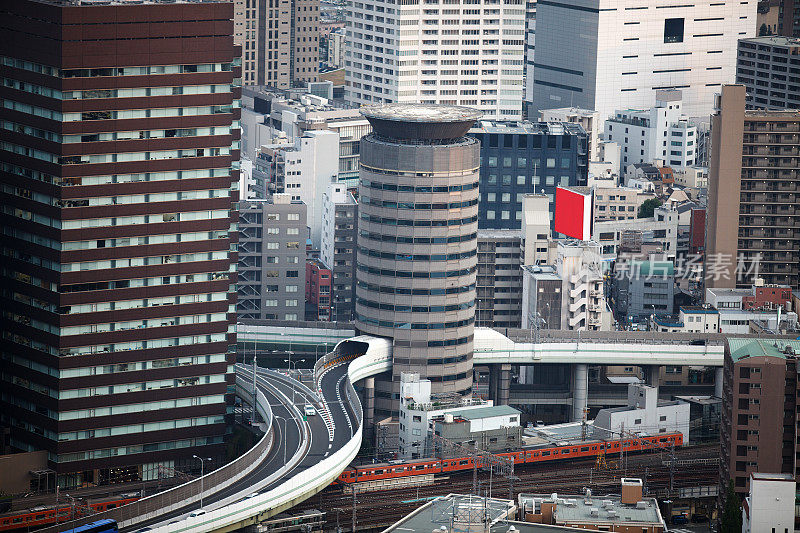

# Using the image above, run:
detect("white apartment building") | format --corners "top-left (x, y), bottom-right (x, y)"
top-left (742, 473), bottom-right (796, 533)
top-left (604, 90), bottom-right (698, 171)
top-left (344, 0), bottom-right (526, 120)
top-left (593, 384), bottom-right (690, 443)
top-left (255, 130), bottom-right (340, 248)
top-left (531, 0), bottom-right (755, 120)
top-left (540, 107), bottom-right (601, 162)
top-left (398, 373), bottom-right (491, 459)
top-left (593, 205), bottom-right (679, 260)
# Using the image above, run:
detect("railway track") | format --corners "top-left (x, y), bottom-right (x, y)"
top-left (295, 444), bottom-right (720, 531)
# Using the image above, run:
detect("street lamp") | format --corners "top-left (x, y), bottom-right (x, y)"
top-left (192, 455), bottom-right (211, 509)
top-left (273, 415), bottom-right (290, 466)
top-left (285, 357), bottom-right (306, 406)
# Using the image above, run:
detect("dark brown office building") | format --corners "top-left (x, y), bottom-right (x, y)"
top-left (721, 338), bottom-right (800, 498)
top-left (0, 0), bottom-right (241, 488)
top-left (705, 84), bottom-right (800, 291)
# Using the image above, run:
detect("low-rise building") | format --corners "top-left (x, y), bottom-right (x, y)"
top-left (706, 284), bottom-right (797, 334)
top-left (592, 186), bottom-right (645, 223)
top-left (398, 373), bottom-right (492, 459)
top-left (305, 259), bottom-right (332, 321)
top-left (518, 480), bottom-right (666, 532)
top-left (651, 306), bottom-right (720, 334)
top-left (605, 90), bottom-right (698, 172)
top-left (431, 406), bottom-right (522, 454)
top-left (593, 383), bottom-right (690, 443)
top-left (612, 259), bottom-right (674, 324)
top-left (742, 473), bottom-right (796, 533)
top-left (593, 206), bottom-right (679, 260)
top-left (539, 107), bottom-right (602, 162)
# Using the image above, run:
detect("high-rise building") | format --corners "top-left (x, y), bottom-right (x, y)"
top-left (320, 183), bottom-right (358, 323)
top-left (234, 0), bottom-right (319, 87)
top-left (237, 196), bottom-right (307, 321)
top-left (721, 338), bottom-right (800, 497)
top-left (467, 121), bottom-right (588, 231)
top-left (531, 0), bottom-right (755, 119)
top-left (356, 104), bottom-right (482, 416)
top-left (1, 0), bottom-right (240, 487)
top-left (523, 0), bottom-right (537, 113)
top-left (344, 0), bottom-right (526, 120)
top-left (705, 84), bottom-right (800, 291)
top-left (476, 230), bottom-right (523, 329)
top-left (737, 36), bottom-right (800, 110)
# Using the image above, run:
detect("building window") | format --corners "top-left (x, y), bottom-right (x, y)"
top-left (664, 18), bottom-right (684, 43)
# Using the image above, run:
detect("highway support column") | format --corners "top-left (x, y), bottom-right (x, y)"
top-left (572, 363), bottom-right (588, 422)
top-left (364, 376), bottom-right (375, 437)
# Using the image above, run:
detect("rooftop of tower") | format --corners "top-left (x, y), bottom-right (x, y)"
top-left (361, 103), bottom-right (482, 142)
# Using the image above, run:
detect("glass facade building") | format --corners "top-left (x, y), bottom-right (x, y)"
top-left (468, 121), bottom-right (588, 231)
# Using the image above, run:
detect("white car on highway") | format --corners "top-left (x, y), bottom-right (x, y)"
top-left (304, 404), bottom-right (316, 416)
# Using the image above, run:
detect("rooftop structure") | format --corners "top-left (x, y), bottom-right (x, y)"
top-left (384, 494), bottom-right (517, 533)
top-left (361, 104), bottom-right (482, 141)
top-left (518, 483), bottom-right (665, 532)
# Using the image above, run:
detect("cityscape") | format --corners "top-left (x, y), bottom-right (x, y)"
top-left (3, 0), bottom-right (800, 533)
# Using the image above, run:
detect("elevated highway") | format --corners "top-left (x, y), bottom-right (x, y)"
top-left (41, 327), bottom-right (724, 532)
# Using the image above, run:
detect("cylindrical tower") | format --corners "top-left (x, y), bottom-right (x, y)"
top-left (356, 104), bottom-right (482, 415)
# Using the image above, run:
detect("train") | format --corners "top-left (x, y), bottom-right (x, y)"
top-left (0, 496), bottom-right (136, 531)
top-left (336, 432), bottom-right (684, 484)
top-left (60, 519), bottom-right (118, 533)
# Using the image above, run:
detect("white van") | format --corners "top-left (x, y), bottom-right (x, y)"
top-left (304, 404), bottom-right (316, 416)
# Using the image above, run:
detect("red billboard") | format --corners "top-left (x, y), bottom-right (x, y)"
top-left (554, 187), bottom-right (592, 240)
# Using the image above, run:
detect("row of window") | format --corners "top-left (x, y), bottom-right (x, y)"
top-left (62, 209), bottom-right (230, 230)
top-left (358, 246), bottom-right (477, 262)
top-left (55, 415), bottom-right (225, 442)
top-left (63, 231), bottom-right (228, 251)
top-left (356, 280), bottom-right (475, 296)
top-left (357, 262), bottom-right (476, 279)
top-left (359, 229), bottom-right (476, 245)
top-left (61, 250), bottom-right (230, 273)
top-left (1, 161), bottom-right (232, 188)
top-left (362, 179), bottom-right (478, 193)
top-left (360, 196), bottom-right (478, 210)
top-left (56, 435), bottom-right (225, 464)
top-left (357, 297), bottom-right (474, 313)
top-left (356, 313), bottom-right (474, 330)
top-left (360, 213), bottom-right (478, 227)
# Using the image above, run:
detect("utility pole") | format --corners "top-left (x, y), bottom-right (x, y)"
top-left (251, 353), bottom-right (258, 425)
top-left (669, 442), bottom-right (675, 495)
top-left (351, 486), bottom-right (357, 533)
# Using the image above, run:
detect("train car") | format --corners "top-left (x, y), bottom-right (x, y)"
top-left (60, 519), bottom-right (118, 533)
top-left (0, 496), bottom-right (137, 532)
top-left (335, 432), bottom-right (684, 485)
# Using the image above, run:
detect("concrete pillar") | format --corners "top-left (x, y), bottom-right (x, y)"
top-left (497, 364), bottom-right (511, 406)
top-left (572, 363), bottom-right (588, 422)
top-left (489, 364), bottom-right (499, 402)
top-left (645, 365), bottom-right (660, 386)
top-left (363, 377), bottom-right (375, 437)
top-left (715, 367), bottom-right (724, 398)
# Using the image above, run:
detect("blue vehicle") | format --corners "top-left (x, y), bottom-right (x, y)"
top-left (60, 519), bottom-right (118, 533)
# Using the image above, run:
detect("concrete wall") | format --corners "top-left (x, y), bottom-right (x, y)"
top-left (0, 450), bottom-right (48, 495)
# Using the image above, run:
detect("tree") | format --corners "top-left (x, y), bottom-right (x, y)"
top-left (759, 23), bottom-right (771, 36)
top-left (637, 198), bottom-right (662, 219)
top-left (719, 481), bottom-right (742, 533)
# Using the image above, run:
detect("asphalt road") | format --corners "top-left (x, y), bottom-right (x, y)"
top-left (126, 362), bottom-right (356, 532)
